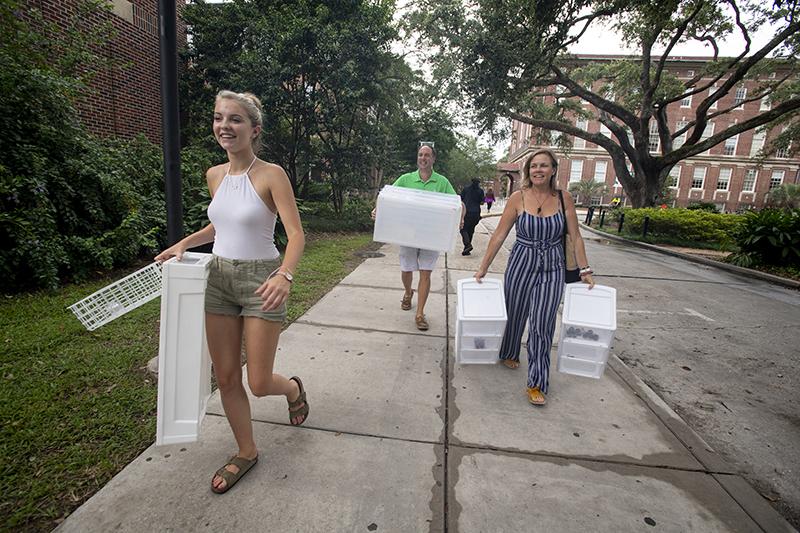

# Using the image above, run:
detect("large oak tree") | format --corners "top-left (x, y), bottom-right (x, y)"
top-left (406, 0), bottom-right (800, 206)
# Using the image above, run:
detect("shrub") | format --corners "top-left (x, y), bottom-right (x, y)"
top-left (728, 208), bottom-right (800, 267)
top-left (687, 201), bottom-right (719, 213)
top-left (302, 197), bottom-right (374, 232)
top-left (619, 207), bottom-right (742, 245)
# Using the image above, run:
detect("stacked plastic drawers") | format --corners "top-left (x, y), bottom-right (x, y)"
top-left (373, 185), bottom-right (462, 252)
top-left (456, 278), bottom-right (507, 364)
top-left (557, 284), bottom-right (617, 378)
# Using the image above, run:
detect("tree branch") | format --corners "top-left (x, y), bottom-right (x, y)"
top-left (662, 97), bottom-right (800, 165)
top-left (550, 65), bottom-right (639, 127)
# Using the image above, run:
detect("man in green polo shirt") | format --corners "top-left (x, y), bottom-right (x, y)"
top-left (375, 144), bottom-right (465, 331)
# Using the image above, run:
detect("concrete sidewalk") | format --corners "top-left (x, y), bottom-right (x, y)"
top-left (58, 222), bottom-right (794, 532)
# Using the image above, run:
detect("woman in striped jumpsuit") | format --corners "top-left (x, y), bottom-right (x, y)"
top-left (475, 149), bottom-right (594, 405)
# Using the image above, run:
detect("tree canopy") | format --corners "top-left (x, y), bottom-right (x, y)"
top-left (405, 0), bottom-right (800, 207)
top-left (181, 0), bottom-right (463, 208)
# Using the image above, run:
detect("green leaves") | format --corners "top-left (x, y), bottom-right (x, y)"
top-left (730, 208), bottom-right (800, 266)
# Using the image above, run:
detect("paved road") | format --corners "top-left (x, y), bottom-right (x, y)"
top-left (482, 216), bottom-right (800, 529)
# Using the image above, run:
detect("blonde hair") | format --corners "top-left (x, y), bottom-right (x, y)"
top-left (521, 149), bottom-right (559, 191)
top-left (215, 90), bottom-right (263, 153)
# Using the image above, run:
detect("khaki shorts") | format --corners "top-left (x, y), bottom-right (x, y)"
top-left (205, 255), bottom-right (287, 322)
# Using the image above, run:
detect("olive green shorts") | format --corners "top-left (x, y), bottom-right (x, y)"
top-left (205, 255), bottom-right (287, 322)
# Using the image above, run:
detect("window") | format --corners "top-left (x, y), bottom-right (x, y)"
top-left (674, 119), bottom-right (689, 148)
top-left (686, 70), bottom-right (695, 78)
top-left (574, 118), bottom-right (588, 148)
top-left (590, 196), bottom-right (602, 206)
top-left (700, 122), bottom-right (714, 154)
top-left (570, 160), bottom-right (583, 182)
top-left (775, 145), bottom-right (791, 158)
top-left (600, 124), bottom-right (611, 136)
top-left (648, 120), bottom-right (660, 152)
top-left (709, 84), bottom-right (718, 110)
top-left (760, 96), bottom-right (771, 111)
top-left (742, 169), bottom-right (757, 192)
top-left (770, 170), bottom-right (784, 190)
top-left (723, 135), bottom-right (738, 156)
top-left (717, 168), bottom-right (731, 190)
top-left (692, 167), bottom-right (706, 189)
top-left (681, 94), bottom-right (692, 107)
top-left (594, 161), bottom-right (607, 181)
top-left (734, 86), bottom-right (747, 109)
top-left (750, 129), bottom-right (766, 157)
top-left (668, 166), bottom-right (681, 188)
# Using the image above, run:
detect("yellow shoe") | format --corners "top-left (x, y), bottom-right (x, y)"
top-left (527, 387), bottom-right (546, 406)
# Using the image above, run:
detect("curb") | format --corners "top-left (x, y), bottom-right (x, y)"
top-left (580, 224), bottom-right (800, 290)
top-left (608, 356), bottom-right (797, 532)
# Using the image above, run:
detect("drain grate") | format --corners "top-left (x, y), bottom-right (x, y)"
top-left (355, 251), bottom-right (385, 258)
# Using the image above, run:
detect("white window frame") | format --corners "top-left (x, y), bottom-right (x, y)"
top-left (723, 135), bottom-right (738, 156)
top-left (599, 124), bottom-right (611, 136)
top-left (742, 169), bottom-right (757, 192)
top-left (569, 160), bottom-right (583, 182)
top-left (734, 86), bottom-right (747, 109)
top-left (760, 96), bottom-right (771, 111)
top-left (691, 167), bottom-right (706, 189)
top-left (770, 170), bottom-right (785, 190)
top-left (648, 120), bottom-right (660, 152)
top-left (709, 84), bottom-right (718, 110)
top-left (681, 94), bottom-right (692, 108)
top-left (701, 122), bottom-right (714, 154)
top-left (675, 119), bottom-right (688, 149)
top-left (593, 160), bottom-right (607, 181)
top-left (574, 117), bottom-right (588, 148)
top-left (668, 166), bottom-right (681, 188)
top-left (716, 168), bottom-right (732, 191)
top-left (750, 129), bottom-right (766, 157)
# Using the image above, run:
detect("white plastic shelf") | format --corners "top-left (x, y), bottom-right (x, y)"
top-left (456, 278), bottom-right (507, 364)
top-left (68, 262), bottom-right (163, 331)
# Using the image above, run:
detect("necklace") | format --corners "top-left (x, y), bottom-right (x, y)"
top-left (530, 191), bottom-right (549, 214)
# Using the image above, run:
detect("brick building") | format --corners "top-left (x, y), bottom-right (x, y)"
top-left (21, 0), bottom-right (186, 145)
top-left (501, 55), bottom-right (799, 212)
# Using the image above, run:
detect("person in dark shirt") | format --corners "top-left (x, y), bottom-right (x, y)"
top-left (460, 178), bottom-right (485, 255)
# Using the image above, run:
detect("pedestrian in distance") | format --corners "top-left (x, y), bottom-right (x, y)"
top-left (485, 188), bottom-right (495, 212)
top-left (155, 90), bottom-right (308, 494)
top-left (474, 149), bottom-right (595, 406)
top-left (460, 178), bottom-right (485, 255)
top-left (372, 144), bottom-right (465, 331)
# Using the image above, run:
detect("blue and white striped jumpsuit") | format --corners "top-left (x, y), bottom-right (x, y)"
top-left (498, 208), bottom-right (565, 393)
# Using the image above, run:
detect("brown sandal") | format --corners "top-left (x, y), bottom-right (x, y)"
top-left (527, 387), bottom-right (546, 406)
top-left (211, 455), bottom-right (258, 494)
top-left (502, 359), bottom-right (520, 369)
top-left (287, 376), bottom-right (309, 426)
top-left (401, 290), bottom-right (414, 311)
top-left (415, 314), bottom-right (429, 331)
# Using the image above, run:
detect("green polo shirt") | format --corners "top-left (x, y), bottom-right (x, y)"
top-left (393, 170), bottom-right (457, 195)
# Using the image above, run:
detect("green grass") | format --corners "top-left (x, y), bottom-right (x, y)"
top-left (0, 232), bottom-right (376, 532)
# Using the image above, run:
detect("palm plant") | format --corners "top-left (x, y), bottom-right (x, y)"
top-left (766, 183), bottom-right (800, 210)
top-left (568, 179), bottom-right (610, 205)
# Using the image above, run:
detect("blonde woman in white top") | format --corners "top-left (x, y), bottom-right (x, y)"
top-left (156, 91), bottom-right (307, 494)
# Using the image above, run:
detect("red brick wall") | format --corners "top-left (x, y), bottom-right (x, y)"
top-left (20, 1), bottom-right (186, 145)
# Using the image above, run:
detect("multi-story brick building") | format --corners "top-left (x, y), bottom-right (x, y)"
top-left (20, 0), bottom-right (185, 145)
top-left (501, 55), bottom-right (799, 212)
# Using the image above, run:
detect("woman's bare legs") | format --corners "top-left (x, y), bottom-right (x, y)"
top-left (205, 313), bottom-right (255, 491)
top-left (243, 317), bottom-right (306, 425)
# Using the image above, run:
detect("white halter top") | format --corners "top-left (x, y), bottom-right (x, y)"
top-left (207, 157), bottom-right (280, 260)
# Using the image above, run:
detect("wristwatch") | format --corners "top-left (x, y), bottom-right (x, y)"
top-left (276, 270), bottom-right (294, 283)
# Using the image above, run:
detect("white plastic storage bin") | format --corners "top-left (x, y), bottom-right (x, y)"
top-left (557, 284), bottom-right (617, 379)
top-left (557, 355), bottom-right (606, 379)
top-left (456, 278), bottom-right (507, 364)
top-left (373, 185), bottom-right (462, 253)
top-left (156, 252), bottom-right (214, 446)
